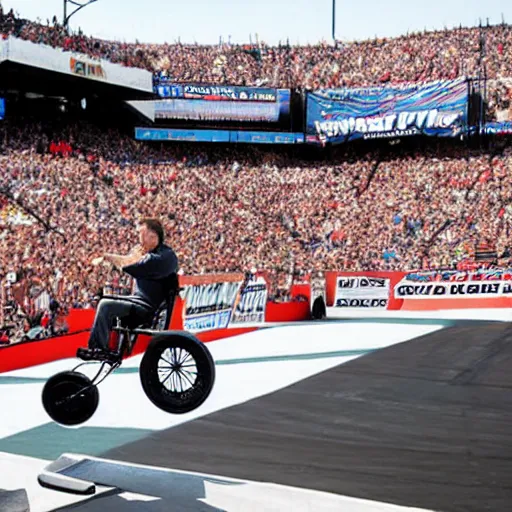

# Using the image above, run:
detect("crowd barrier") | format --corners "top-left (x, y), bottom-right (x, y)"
top-left (0, 278), bottom-right (311, 372)
top-left (324, 268), bottom-right (512, 314)
top-left (6, 267), bottom-right (512, 373)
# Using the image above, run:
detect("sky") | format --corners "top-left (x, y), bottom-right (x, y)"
top-left (1, 0), bottom-right (511, 46)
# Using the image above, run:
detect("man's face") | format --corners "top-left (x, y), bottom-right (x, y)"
top-left (139, 224), bottom-right (158, 251)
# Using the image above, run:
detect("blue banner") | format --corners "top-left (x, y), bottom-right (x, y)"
top-left (0, 98), bottom-right (4, 120)
top-left (306, 78), bottom-right (468, 144)
top-left (154, 81), bottom-right (282, 103)
top-left (482, 121), bottom-right (512, 135)
top-left (135, 128), bottom-right (304, 144)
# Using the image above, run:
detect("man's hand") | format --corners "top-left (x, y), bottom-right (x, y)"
top-left (102, 246), bottom-right (146, 269)
top-left (91, 256), bottom-right (105, 267)
top-left (129, 245), bottom-right (145, 260)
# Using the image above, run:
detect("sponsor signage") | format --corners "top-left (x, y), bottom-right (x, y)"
top-left (135, 127), bottom-right (304, 144)
top-left (231, 277), bottom-right (268, 324)
top-left (394, 279), bottom-right (512, 298)
top-left (182, 281), bottom-right (242, 332)
top-left (70, 56), bottom-right (106, 80)
top-left (154, 82), bottom-right (280, 102)
top-left (334, 276), bottom-right (390, 308)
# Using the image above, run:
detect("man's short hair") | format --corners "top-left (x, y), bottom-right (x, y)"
top-left (141, 218), bottom-right (165, 245)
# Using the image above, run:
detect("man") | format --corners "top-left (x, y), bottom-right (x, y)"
top-left (77, 218), bottom-right (178, 361)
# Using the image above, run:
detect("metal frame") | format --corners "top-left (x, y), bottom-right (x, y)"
top-left (63, 0), bottom-right (99, 29)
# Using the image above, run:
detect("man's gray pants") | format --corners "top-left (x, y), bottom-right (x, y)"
top-left (88, 295), bottom-right (154, 351)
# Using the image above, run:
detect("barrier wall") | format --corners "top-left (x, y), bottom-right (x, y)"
top-left (325, 269), bottom-right (512, 314)
top-left (0, 292), bottom-right (310, 373)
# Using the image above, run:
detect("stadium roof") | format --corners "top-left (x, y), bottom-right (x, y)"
top-left (0, 36), bottom-right (155, 102)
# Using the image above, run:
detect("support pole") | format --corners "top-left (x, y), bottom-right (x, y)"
top-left (332, 0), bottom-right (336, 41)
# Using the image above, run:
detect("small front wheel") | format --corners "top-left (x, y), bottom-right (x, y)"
top-left (140, 332), bottom-right (215, 414)
top-left (42, 371), bottom-right (99, 426)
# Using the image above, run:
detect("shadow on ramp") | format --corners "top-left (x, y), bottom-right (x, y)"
top-left (0, 489), bottom-right (30, 512)
top-left (39, 454), bottom-right (241, 512)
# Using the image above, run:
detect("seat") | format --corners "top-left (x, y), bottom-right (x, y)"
top-left (112, 272), bottom-right (180, 333)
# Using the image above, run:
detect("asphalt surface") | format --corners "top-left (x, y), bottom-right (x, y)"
top-left (101, 321), bottom-right (512, 512)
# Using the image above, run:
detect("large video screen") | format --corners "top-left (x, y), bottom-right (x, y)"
top-left (0, 98), bottom-right (5, 120)
top-left (152, 81), bottom-right (291, 124)
top-left (154, 98), bottom-right (286, 122)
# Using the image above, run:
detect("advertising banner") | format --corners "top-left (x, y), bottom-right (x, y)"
top-left (154, 82), bottom-right (280, 102)
top-left (483, 121), bottom-right (512, 135)
top-left (135, 127), bottom-right (304, 144)
top-left (231, 276), bottom-right (268, 324)
top-left (182, 281), bottom-right (242, 332)
top-left (306, 78), bottom-right (469, 144)
top-left (334, 276), bottom-right (390, 308)
top-left (395, 269), bottom-right (512, 299)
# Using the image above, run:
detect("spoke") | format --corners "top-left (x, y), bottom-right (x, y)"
top-left (180, 363), bottom-right (197, 369)
top-left (160, 370), bottom-right (174, 388)
top-left (181, 353), bottom-right (194, 365)
top-left (160, 355), bottom-right (173, 366)
top-left (175, 370), bottom-right (182, 393)
top-left (178, 349), bottom-right (190, 365)
top-left (177, 369), bottom-right (195, 387)
top-left (158, 365), bottom-right (174, 371)
top-left (180, 368), bottom-right (198, 378)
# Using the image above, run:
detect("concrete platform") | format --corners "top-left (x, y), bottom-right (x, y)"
top-left (104, 321), bottom-right (512, 512)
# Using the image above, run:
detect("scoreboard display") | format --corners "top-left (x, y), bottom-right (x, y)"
top-left (152, 80), bottom-right (291, 126)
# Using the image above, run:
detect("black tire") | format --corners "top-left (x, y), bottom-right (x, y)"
top-left (140, 332), bottom-right (215, 414)
top-left (312, 296), bottom-right (326, 320)
top-left (42, 371), bottom-right (99, 426)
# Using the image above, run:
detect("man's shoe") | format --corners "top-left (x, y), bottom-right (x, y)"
top-left (76, 347), bottom-right (119, 363)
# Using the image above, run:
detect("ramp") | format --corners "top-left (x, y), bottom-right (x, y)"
top-left (36, 454), bottom-right (433, 512)
top-left (102, 321), bottom-right (512, 512)
top-left (0, 489), bottom-right (30, 512)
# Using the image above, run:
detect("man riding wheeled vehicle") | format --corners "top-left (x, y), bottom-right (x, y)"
top-left (77, 218), bottom-right (178, 362)
top-left (42, 218), bottom-right (215, 426)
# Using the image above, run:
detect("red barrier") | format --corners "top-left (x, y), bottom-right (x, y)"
top-left (66, 308), bottom-right (95, 333)
top-left (265, 301), bottom-right (311, 322)
top-left (0, 331), bottom-right (89, 373)
top-left (290, 283), bottom-right (311, 302)
top-left (0, 291), bottom-right (311, 373)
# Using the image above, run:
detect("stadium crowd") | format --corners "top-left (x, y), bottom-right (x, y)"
top-left (1, 4), bottom-right (512, 89)
top-left (1, 8), bottom-right (512, 342)
top-left (1, 117), bottom-right (512, 328)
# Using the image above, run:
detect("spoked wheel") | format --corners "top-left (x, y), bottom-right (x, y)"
top-left (42, 371), bottom-right (99, 426)
top-left (140, 333), bottom-right (215, 414)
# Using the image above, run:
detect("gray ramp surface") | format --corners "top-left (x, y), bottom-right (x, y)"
top-left (103, 321), bottom-right (512, 512)
top-left (0, 489), bottom-right (30, 512)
